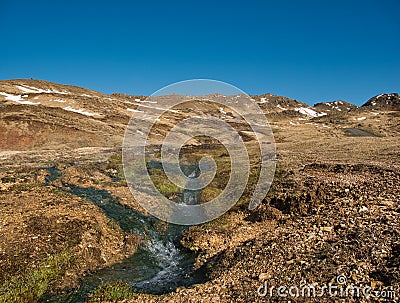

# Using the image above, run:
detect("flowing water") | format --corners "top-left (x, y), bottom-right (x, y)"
top-left (42, 167), bottom-right (205, 302)
top-left (182, 190), bottom-right (200, 205)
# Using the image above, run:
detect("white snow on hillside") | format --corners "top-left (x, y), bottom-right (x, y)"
top-left (323, 101), bottom-right (344, 111)
top-left (127, 108), bottom-right (144, 113)
top-left (15, 84), bottom-right (68, 95)
top-left (17, 100), bottom-right (41, 105)
top-left (0, 92), bottom-right (23, 102)
top-left (136, 99), bottom-right (157, 104)
top-left (63, 106), bottom-right (100, 117)
top-left (0, 92), bottom-right (40, 104)
top-left (295, 107), bottom-right (326, 117)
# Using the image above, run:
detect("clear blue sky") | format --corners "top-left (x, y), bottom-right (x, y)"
top-left (0, 0), bottom-right (399, 105)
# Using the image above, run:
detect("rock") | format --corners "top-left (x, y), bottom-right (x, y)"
top-left (36, 169), bottom-right (50, 183)
top-left (359, 206), bottom-right (368, 212)
top-left (259, 273), bottom-right (271, 281)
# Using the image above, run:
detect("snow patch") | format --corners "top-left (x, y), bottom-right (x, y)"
top-left (0, 92), bottom-right (23, 102)
top-left (0, 92), bottom-right (40, 104)
top-left (127, 108), bottom-right (144, 113)
top-left (18, 100), bottom-right (41, 105)
top-left (136, 99), bottom-right (157, 104)
top-left (295, 107), bottom-right (326, 117)
top-left (357, 117), bottom-right (367, 121)
top-left (63, 106), bottom-right (100, 117)
top-left (15, 84), bottom-right (68, 95)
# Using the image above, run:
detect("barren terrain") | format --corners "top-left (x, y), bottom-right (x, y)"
top-left (0, 79), bottom-right (399, 302)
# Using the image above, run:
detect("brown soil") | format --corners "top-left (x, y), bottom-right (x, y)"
top-left (0, 163), bottom-right (140, 294)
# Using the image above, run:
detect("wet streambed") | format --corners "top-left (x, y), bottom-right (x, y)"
top-left (42, 167), bottom-right (205, 302)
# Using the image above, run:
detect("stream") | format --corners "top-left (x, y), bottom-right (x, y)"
top-left (42, 166), bottom-right (206, 302)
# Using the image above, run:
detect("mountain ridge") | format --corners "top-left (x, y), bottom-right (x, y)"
top-left (1, 79), bottom-right (399, 150)
top-left (1, 78), bottom-right (398, 109)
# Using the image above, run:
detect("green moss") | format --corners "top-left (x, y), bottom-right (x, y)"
top-left (107, 218), bottom-right (119, 230)
top-left (0, 252), bottom-right (73, 303)
top-left (1, 176), bottom-right (16, 183)
top-left (202, 211), bottom-right (231, 230)
top-left (156, 179), bottom-right (182, 196)
top-left (149, 168), bottom-right (182, 197)
top-left (199, 187), bottom-right (223, 203)
top-left (106, 153), bottom-right (125, 180)
top-left (86, 281), bottom-right (136, 302)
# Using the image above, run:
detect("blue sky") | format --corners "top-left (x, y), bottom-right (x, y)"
top-left (0, 0), bottom-right (399, 105)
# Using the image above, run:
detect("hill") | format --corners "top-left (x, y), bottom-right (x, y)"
top-left (361, 93), bottom-right (400, 111)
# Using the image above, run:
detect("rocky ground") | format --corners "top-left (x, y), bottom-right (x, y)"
top-left (121, 129), bottom-right (400, 303)
top-left (0, 80), bottom-right (399, 302)
top-left (0, 151), bottom-right (141, 302)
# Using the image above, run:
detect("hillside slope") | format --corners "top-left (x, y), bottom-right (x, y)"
top-left (1, 79), bottom-right (399, 150)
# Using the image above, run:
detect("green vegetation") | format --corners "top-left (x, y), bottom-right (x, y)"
top-left (86, 281), bottom-right (136, 302)
top-left (149, 168), bottom-right (182, 197)
top-left (0, 252), bottom-right (73, 303)
top-left (106, 153), bottom-right (126, 183)
top-left (202, 210), bottom-right (232, 231)
top-left (107, 218), bottom-right (119, 230)
top-left (1, 176), bottom-right (16, 183)
top-left (199, 186), bottom-right (223, 202)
